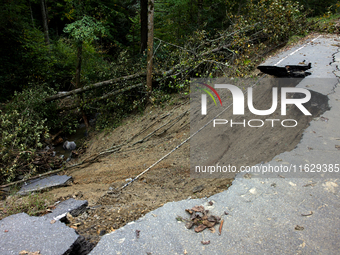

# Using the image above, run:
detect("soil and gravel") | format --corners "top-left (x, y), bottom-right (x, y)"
top-left (42, 76), bottom-right (324, 246)
top-left (46, 96), bottom-right (233, 245)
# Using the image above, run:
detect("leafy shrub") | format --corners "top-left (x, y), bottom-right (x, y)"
top-left (0, 86), bottom-right (60, 183)
top-left (309, 6), bottom-right (340, 34)
top-left (0, 109), bottom-right (49, 183)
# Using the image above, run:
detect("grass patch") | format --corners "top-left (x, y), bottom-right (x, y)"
top-left (309, 13), bottom-right (340, 34)
top-left (0, 192), bottom-right (54, 220)
top-left (287, 35), bottom-right (306, 45)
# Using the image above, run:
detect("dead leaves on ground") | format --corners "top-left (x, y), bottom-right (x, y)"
top-left (178, 205), bottom-right (222, 233)
top-left (177, 205), bottom-right (224, 246)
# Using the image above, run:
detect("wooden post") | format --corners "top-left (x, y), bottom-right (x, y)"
top-left (146, 0), bottom-right (154, 95)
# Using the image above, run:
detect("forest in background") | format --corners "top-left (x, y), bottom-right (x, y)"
top-left (0, 0), bottom-right (339, 184)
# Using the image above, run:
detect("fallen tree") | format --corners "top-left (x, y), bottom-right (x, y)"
top-left (57, 83), bottom-right (145, 112)
top-left (45, 71), bottom-right (147, 102)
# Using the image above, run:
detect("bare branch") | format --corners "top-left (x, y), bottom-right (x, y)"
top-left (45, 72), bottom-right (146, 102)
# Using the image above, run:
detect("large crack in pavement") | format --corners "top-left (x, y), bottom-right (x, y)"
top-left (89, 34), bottom-right (340, 255)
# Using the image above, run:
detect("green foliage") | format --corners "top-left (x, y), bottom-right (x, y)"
top-left (83, 49), bottom-right (146, 130)
top-left (126, 11), bottom-right (141, 53)
top-left (150, 0), bottom-right (313, 95)
top-left (51, 38), bottom-right (115, 87)
top-left (309, 5), bottom-right (340, 34)
top-left (152, 90), bottom-right (172, 106)
top-left (0, 0), bottom-right (51, 100)
top-left (297, 0), bottom-right (339, 16)
top-left (154, 0), bottom-right (227, 43)
top-left (0, 87), bottom-right (56, 183)
top-left (0, 110), bottom-right (48, 183)
top-left (81, 42), bottom-right (117, 84)
top-left (0, 86), bottom-right (78, 183)
top-left (217, 0), bottom-right (311, 76)
top-left (6, 86), bottom-right (59, 129)
top-left (50, 38), bottom-right (76, 89)
top-left (94, 94), bottom-right (144, 130)
top-left (233, 0), bottom-right (308, 43)
top-left (63, 15), bottom-right (108, 44)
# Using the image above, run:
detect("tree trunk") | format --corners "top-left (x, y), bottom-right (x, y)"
top-left (29, 1), bottom-right (35, 29)
top-left (197, 0), bottom-right (203, 28)
top-left (45, 71), bottom-right (147, 102)
top-left (40, 0), bottom-right (50, 45)
top-left (75, 43), bottom-right (90, 130)
top-left (146, 0), bottom-right (154, 94)
top-left (76, 44), bottom-right (82, 89)
top-left (140, 0), bottom-right (148, 53)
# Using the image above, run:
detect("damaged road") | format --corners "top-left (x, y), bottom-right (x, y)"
top-left (1, 34), bottom-right (339, 254)
top-left (0, 198), bottom-right (93, 255)
top-left (89, 34), bottom-right (340, 254)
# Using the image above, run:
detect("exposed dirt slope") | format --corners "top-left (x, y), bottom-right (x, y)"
top-left (48, 96), bottom-right (234, 244)
top-left (42, 74), bottom-right (326, 245)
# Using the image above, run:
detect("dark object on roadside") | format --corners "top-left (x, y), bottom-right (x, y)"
top-left (71, 151), bottom-right (79, 158)
top-left (295, 225), bottom-right (304, 231)
top-left (201, 240), bottom-right (210, 245)
top-left (301, 211), bottom-right (313, 216)
top-left (63, 141), bottom-right (76, 151)
top-left (257, 62), bottom-right (312, 77)
top-left (136, 229), bottom-right (140, 238)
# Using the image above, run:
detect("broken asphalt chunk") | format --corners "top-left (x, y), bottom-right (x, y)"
top-left (18, 175), bottom-right (72, 195)
top-left (0, 213), bottom-right (84, 255)
top-left (43, 198), bottom-right (88, 222)
top-left (257, 63), bottom-right (312, 77)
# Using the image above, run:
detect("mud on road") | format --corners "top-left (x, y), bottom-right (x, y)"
top-left (45, 76), bottom-right (327, 246)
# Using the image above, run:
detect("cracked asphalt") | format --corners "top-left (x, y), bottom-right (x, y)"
top-left (90, 34), bottom-right (340, 255)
